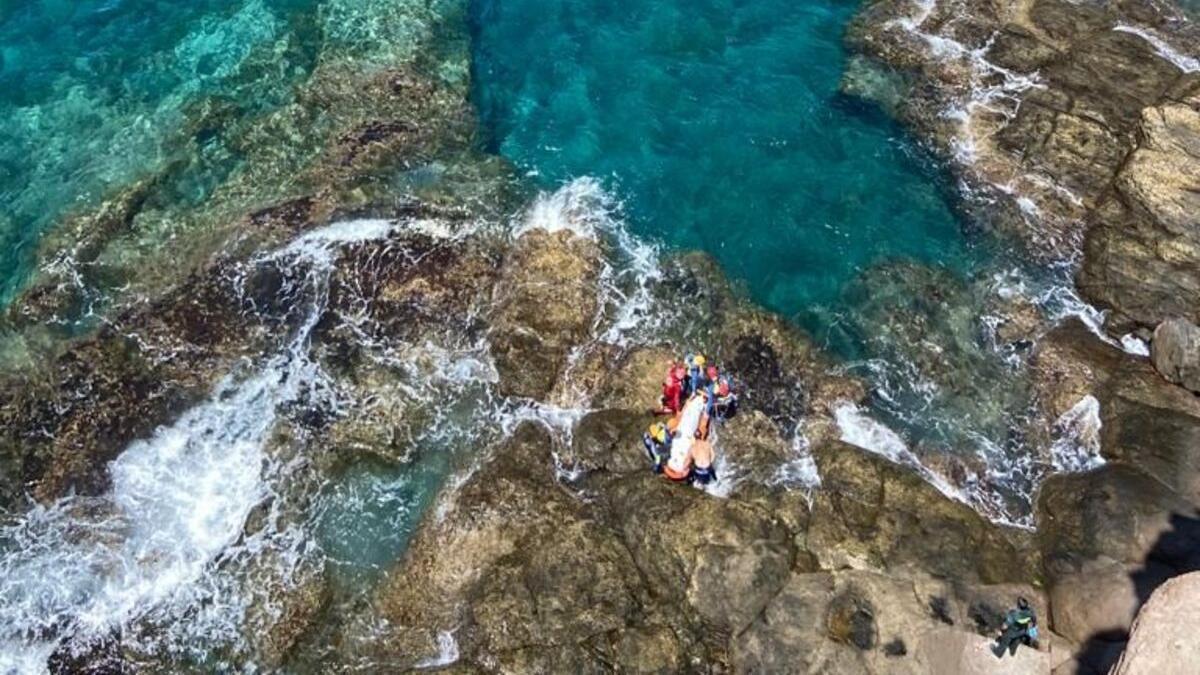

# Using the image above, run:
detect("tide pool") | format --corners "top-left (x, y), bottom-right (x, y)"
top-left (469, 0), bottom-right (984, 334)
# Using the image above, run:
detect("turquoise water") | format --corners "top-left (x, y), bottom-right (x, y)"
top-left (470, 0), bottom-right (982, 330)
top-left (0, 0), bottom-right (309, 302)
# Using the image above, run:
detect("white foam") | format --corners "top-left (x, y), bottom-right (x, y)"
top-left (1120, 333), bottom-right (1150, 357)
top-left (1114, 24), bottom-right (1200, 73)
top-left (770, 430), bottom-right (822, 490)
top-left (1038, 284), bottom-right (1151, 356)
top-left (1049, 395), bottom-right (1106, 473)
top-left (415, 630), bottom-right (460, 669)
top-left (0, 218), bottom-right (402, 671)
top-left (834, 403), bottom-right (966, 503)
top-left (514, 177), bottom-right (614, 240)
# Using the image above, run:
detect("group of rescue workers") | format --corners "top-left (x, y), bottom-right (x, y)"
top-left (641, 353), bottom-right (739, 486)
top-left (637, 354), bottom-right (1038, 660)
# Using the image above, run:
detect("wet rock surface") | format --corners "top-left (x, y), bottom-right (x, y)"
top-left (488, 229), bottom-right (604, 400)
top-left (848, 0), bottom-right (1200, 333)
top-left (4, 0), bottom-right (1200, 670)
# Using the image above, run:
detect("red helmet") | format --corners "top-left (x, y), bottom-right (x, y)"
top-left (706, 365), bottom-right (719, 380)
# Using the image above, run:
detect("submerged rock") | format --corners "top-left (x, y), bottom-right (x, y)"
top-left (848, 0), bottom-right (1200, 335)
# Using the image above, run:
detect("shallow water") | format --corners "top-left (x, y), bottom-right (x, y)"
top-left (0, 0), bottom-right (1113, 670)
top-left (469, 0), bottom-right (986, 328)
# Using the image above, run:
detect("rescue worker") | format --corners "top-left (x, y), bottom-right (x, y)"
top-left (682, 353), bottom-right (707, 398)
top-left (642, 421), bottom-right (672, 474)
top-left (992, 597), bottom-right (1038, 657)
top-left (713, 376), bottom-right (739, 422)
top-left (653, 363), bottom-right (687, 416)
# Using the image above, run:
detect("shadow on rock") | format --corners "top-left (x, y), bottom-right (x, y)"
top-left (1072, 510), bottom-right (1200, 674)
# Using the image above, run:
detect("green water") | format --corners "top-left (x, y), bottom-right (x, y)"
top-left (469, 0), bottom-right (983, 330)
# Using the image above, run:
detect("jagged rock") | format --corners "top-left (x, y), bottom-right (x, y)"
top-left (1079, 103), bottom-right (1200, 328)
top-left (489, 229), bottom-right (603, 400)
top-left (1151, 317), bottom-right (1200, 393)
top-left (1111, 572), bottom-right (1200, 675)
top-left (809, 441), bottom-right (1039, 583)
top-left (731, 569), bottom-right (1057, 674)
top-left (1031, 320), bottom-right (1200, 502)
top-left (568, 408), bottom-right (649, 475)
top-left (602, 473), bottom-right (796, 638)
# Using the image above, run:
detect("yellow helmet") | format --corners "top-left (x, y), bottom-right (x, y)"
top-left (693, 354), bottom-right (706, 367)
top-left (648, 422), bottom-right (668, 443)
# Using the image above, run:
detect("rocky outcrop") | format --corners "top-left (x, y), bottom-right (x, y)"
top-left (1151, 317), bottom-right (1200, 393)
top-left (810, 441), bottom-right (1038, 583)
top-left (1111, 572), bottom-right (1200, 675)
top-left (1079, 99), bottom-right (1200, 329)
top-left (731, 570), bottom-right (1061, 674)
top-left (488, 229), bottom-right (604, 400)
top-left (847, 0), bottom-right (1200, 332)
top-left (1030, 319), bottom-right (1200, 665)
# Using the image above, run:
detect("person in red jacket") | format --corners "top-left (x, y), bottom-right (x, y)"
top-left (652, 362), bottom-right (687, 415)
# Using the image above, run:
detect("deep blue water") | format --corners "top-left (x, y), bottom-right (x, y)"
top-left (469, 0), bottom-right (982, 332)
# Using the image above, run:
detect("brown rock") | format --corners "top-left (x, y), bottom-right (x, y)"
top-left (603, 473), bottom-right (796, 637)
top-left (809, 441), bottom-right (1038, 583)
top-left (489, 229), bottom-right (604, 400)
top-left (1151, 317), bottom-right (1200, 393)
top-left (1111, 572), bottom-right (1200, 675)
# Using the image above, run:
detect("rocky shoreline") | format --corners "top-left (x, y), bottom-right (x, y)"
top-left (0, 0), bottom-right (1198, 672)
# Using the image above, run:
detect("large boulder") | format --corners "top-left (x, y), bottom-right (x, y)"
top-left (1036, 464), bottom-right (1200, 654)
top-left (601, 473), bottom-right (796, 639)
top-left (1111, 572), bottom-right (1200, 675)
top-left (1079, 102), bottom-right (1200, 328)
top-left (809, 441), bottom-right (1039, 584)
top-left (731, 569), bottom-right (1060, 674)
top-left (1151, 317), bottom-right (1200, 394)
top-left (489, 229), bottom-right (603, 400)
